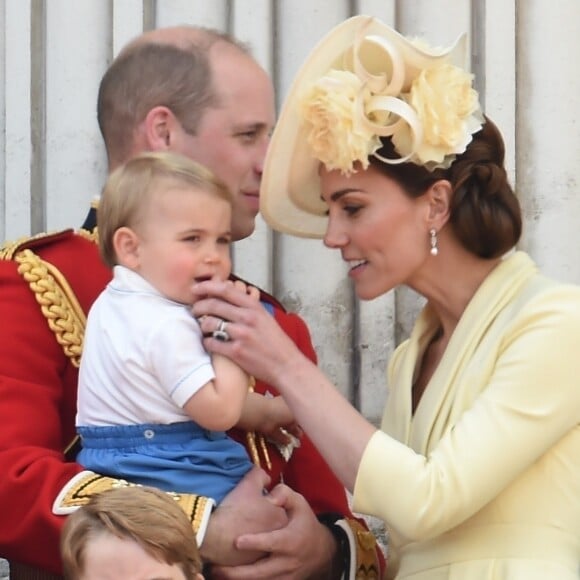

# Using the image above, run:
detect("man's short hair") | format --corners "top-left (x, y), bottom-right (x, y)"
top-left (97, 27), bottom-right (250, 164)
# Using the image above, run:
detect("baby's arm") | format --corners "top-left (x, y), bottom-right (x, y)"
top-left (183, 354), bottom-right (249, 431)
top-left (237, 392), bottom-right (302, 445)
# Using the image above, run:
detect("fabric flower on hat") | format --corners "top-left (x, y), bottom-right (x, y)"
top-left (298, 21), bottom-right (483, 174)
top-left (301, 70), bottom-right (382, 175)
top-left (392, 63), bottom-right (481, 169)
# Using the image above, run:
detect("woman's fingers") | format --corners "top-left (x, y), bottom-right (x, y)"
top-left (192, 281), bottom-right (260, 324)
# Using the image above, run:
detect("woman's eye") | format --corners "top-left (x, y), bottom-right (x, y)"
top-left (344, 205), bottom-right (361, 216)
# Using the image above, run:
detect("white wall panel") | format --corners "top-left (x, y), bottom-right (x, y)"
top-left (397, 0), bottom-right (471, 47)
top-left (356, 0), bottom-right (396, 24)
top-left (112, 0), bottom-right (148, 55)
top-left (155, 0), bottom-right (228, 29)
top-left (231, 0), bottom-right (272, 67)
top-left (2, 0), bottom-right (32, 240)
top-left (44, 0), bottom-right (109, 233)
top-left (516, 0), bottom-right (580, 283)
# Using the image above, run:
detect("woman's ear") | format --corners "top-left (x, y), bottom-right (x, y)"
top-left (113, 227), bottom-right (140, 269)
top-left (426, 179), bottom-right (452, 229)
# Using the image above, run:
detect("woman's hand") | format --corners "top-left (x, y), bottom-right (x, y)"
top-left (231, 279), bottom-right (260, 301)
top-left (193, 280), bottom-right (375, 492)
top-left (192, 280), bottom-right (304, 388)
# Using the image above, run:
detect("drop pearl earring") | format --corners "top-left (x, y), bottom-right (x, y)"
top-left (429, 228), bottom-right (439, 256)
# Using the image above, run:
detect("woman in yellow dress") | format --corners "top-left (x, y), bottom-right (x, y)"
top-left (192, 16), bottom-right (580, 579)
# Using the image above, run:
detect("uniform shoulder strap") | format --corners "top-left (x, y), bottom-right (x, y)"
top-left (2, 230), bottom-right (89, 367)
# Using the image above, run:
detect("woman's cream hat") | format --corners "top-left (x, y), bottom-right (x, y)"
top-left (259, 15), bottom-right (482, 238)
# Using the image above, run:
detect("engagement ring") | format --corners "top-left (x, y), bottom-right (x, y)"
top-left (212, 319), bottom-right (230, 342)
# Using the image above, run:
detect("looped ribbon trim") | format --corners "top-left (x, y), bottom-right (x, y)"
top-left (349, 21), bottom-right (423, 165)
top-left (351, 32), bottom-right (405, 96)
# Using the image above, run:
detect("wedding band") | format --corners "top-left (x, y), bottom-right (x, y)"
top-left (212, 319), bottom-right (230, 342)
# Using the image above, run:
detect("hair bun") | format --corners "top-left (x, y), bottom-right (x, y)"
top-left (471, 161), bottom-right (507, 198)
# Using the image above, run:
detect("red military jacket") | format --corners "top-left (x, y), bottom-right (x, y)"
top-left (0, 224), bottom-right (385, 578)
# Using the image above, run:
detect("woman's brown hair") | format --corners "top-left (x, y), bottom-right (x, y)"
top-left (370, 116), bottom-right (522, 258)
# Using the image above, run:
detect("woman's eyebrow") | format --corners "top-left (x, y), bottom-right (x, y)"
top-left (320, 188), bottom-right (361, 203)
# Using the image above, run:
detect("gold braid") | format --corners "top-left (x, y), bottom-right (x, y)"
top-left (14, 248), bottom-right (86, 368)
top-left (246, 376), bottom-right (272, 470)
top-left (77, 226), bottom-right (98, 244)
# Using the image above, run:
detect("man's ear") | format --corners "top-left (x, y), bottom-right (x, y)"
top-left (426, 179), bottom-right (452, 230)
top-left (142, 105), bottom-right (176, 151)
top-left (113, 227), bottom-right (140, 269)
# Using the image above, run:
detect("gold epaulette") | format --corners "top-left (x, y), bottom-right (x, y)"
top-left (0, 227), bottom-right (98, 261)
top-left (1, 229), bottom-right (92, 368)
top-left (14, 248), bottom-right (87, 367)
top-left (78, 226), bottom-right (99, 244)
top-left (0, 230), bottom-right (68, 260)
top-left (53, 471), bottom-right (213, 538)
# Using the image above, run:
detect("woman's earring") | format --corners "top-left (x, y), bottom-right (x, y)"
top-left (429, 228), bottom-right (439, 256)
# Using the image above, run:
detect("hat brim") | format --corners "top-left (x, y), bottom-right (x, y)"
top-left (260, 15), bottom-right (467, 238)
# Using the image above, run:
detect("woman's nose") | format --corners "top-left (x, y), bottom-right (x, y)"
top-left (323, 221), bottom-right (348, 249)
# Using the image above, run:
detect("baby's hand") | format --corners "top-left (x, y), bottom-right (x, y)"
top-left (260, 396), bottom-right (303, 446)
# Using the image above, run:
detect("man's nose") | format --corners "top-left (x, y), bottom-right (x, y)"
top-left (255, 136), bottom-right (270, 175)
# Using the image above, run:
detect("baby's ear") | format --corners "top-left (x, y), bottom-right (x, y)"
top-left (112, 226), bottom-right (141, 269)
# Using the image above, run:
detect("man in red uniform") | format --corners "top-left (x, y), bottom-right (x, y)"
top-left (0, 27), bottom-right (385, 579)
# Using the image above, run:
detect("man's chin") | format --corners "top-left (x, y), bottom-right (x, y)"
top-left (232, 206), bottom-right (259, 241)
top-left (244, 195), bottom-right (260, 213)
top-left (232, 219), bottom-right (257, 241)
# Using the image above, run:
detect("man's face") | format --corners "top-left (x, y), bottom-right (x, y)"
top-left (172, 43), bottom-right (275, 241)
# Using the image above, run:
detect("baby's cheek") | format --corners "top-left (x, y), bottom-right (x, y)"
top-left (165, 258), bottom-right (195, 286)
